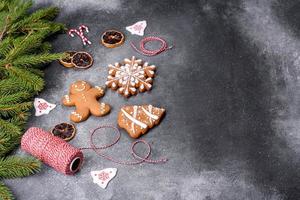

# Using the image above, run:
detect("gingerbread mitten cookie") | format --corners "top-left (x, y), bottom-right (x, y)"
top-left (118, 105), bottom-right (165, 138)
top-left (62, 81), bottom-right (111, 123)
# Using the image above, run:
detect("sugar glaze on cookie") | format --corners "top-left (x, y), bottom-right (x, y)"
top-left (118, 104), bottom-right (165, 138)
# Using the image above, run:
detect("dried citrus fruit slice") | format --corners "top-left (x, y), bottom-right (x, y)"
top-left (71, 51), bottom-right (93, 69)
top-left (101, 30), bottom-right (125, 48)
top-left (51, 123), bottom-right (76, 141)
top-left (59, 51), bottom-right (77, 68)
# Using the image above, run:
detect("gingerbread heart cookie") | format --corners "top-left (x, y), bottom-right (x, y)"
top-left (118, 105), bottom-right (165, 138)
top-left (62, 80), bottom-right (111, 123)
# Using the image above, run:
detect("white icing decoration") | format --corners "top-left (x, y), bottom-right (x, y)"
top-left (64, 95), bottom-right (70, 103)
top-left (106, 56), bottom-right (156, 97)
top-left (72, 111), bottom-right (82, 120)
top-left (121, 108), bottom-right (147, 129)
top-left (142, 105), bottom-right (159, 120)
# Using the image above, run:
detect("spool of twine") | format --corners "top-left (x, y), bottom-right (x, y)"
top-left (21, 127), bottom-right (83, 175)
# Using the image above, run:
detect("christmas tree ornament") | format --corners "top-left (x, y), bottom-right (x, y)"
top-left (62, 81), bottom-right (110, 123)
top-left (91, 168), bottom-right (117, 189)
top-left (34, 98), bottom-right (56, 116)
top-left (59, 51), bottom-right (77, 68)
top-left (68, 25), bottom-right (92, 46)
top-left (51, 123), bottom-right (76, 142)
top-left (71, 52), bottom-right (93, 69)
top-left (118, 105), bottom-right (165, 138)
top-left (126, 20), bottom-right (147, 36)
top-left (130, 36), bottom-right (173, 56)
top-left (101, 30), bottom-right (125, 48)
top-left (21, 127), bottom-right (84, 175)
top-left (105, 56), bottom-right (156, 98)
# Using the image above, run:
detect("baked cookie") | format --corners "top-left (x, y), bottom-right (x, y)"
top-left (105, 56), bottom-right (156, 98)
top-left (118, 105), bottom-right (165, 138)
top-left (62, 80), bottom-right (110, 123)
top-left (101, 30), bottom-right (125, 48)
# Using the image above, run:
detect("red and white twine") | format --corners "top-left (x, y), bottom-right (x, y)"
top-left (80, 125), bottom-right (168, 165)
top-left (21, 126), bottom-right (167, 175)
top-left (130, 36), bottom-right (173, 56)
top-left (68, 25), bottom-right (92, 46)
top-left (21, 127), bottom-right (84, 175)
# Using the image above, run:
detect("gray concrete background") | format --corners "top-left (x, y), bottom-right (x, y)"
top-left (4, 0), bottom-right (300, 199)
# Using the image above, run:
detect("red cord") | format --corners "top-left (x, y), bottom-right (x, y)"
top-left (130, 36), bottom-right (173, 56)
top-left (80, 125), bottom-right (168, 165)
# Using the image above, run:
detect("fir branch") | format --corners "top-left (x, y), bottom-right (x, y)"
top-left (39, 42), bottom-right (52, 53)
top-left (12, 53), bottom-right (64, 68)
top-left (0, 119), bottom-right (21, 157)
top-left (0, 156), bottom-right (41, 179)
top-left (8, 111), bottom-right (30, 127)
top-left (0, 133), bottom-right (16, 158)
top-left (21, 21), bottom-right (65, 34)
top-left (10, 7), bottom-right (59, 33)
top-left (30, 7), bottom-right (59, 21)
top-left (0, 78), bottom-right (33, 95)
top-left (5, 32), bottom-right (42, 61)
top-left (0, 16), bottom-right (9, 42)
top-left (8, 0), bottom-right (33, 24)
top-left (0, 182), bottom-right (13, 200)
top-left (0, 119), bottom-right (21, 138)
top-left (6, 66), bottom-right (44, 92)
top-left (26, 68), bottom-right (44, 77)
top-left (0, 102), bottom-right (32, 118)
top-left (0, 92), bottom-right (31, 104)
top-left (0, 36), bottom-right (13, 58)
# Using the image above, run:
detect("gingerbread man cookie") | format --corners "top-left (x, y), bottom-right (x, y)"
top-left (62, 80), bottom-right (111, 123)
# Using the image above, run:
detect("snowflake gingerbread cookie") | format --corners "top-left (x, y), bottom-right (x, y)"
top-left (91, 168), bottom-right (117, 189)
top-left (105, 56), bottom-right (156, 98)
top-left (62, 80), bottom-right (111, 123)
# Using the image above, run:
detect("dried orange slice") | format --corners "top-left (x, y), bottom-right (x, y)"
top-left (59, 51), bottom-right (77, 68)
top-left (51, 123), bottom-right (76, 141)
top-left (101, 30), bottom-right (125, 48)
top-left (71, 51), bottom-right (93, 69)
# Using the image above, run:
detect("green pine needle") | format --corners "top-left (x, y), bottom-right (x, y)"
top-left (0, 118), bottom-right (21, 157)
top-left (0, 78), bottom-right (33, 95)
top-left (0, 156), bottom-right (41, 179)
top-left (12, 53), bottom-right (64, 68)
top-left (6, 66), bottom-right (44, 92)
top-left (0, 102), bottom-right (32, 118)
top-left (0, 92), bottom-right (31, 104)
top-left (0, 182), bottom-right (14, 200)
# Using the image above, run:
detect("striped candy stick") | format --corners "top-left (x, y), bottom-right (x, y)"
top-left (68, 25), bottom-right (92, 46)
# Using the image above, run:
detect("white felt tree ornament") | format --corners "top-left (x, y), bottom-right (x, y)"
top-left (34, 98), bottom-right (56, 116)
top-left (126, 20), bottom-right (147, 36)
top-left (91, 168), bottom-right (117, 189)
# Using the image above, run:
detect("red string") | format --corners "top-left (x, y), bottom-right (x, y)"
top-left (80, 125), bottom-right (168, 165)
top-left (130, 36), bottom-right (173, 56)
